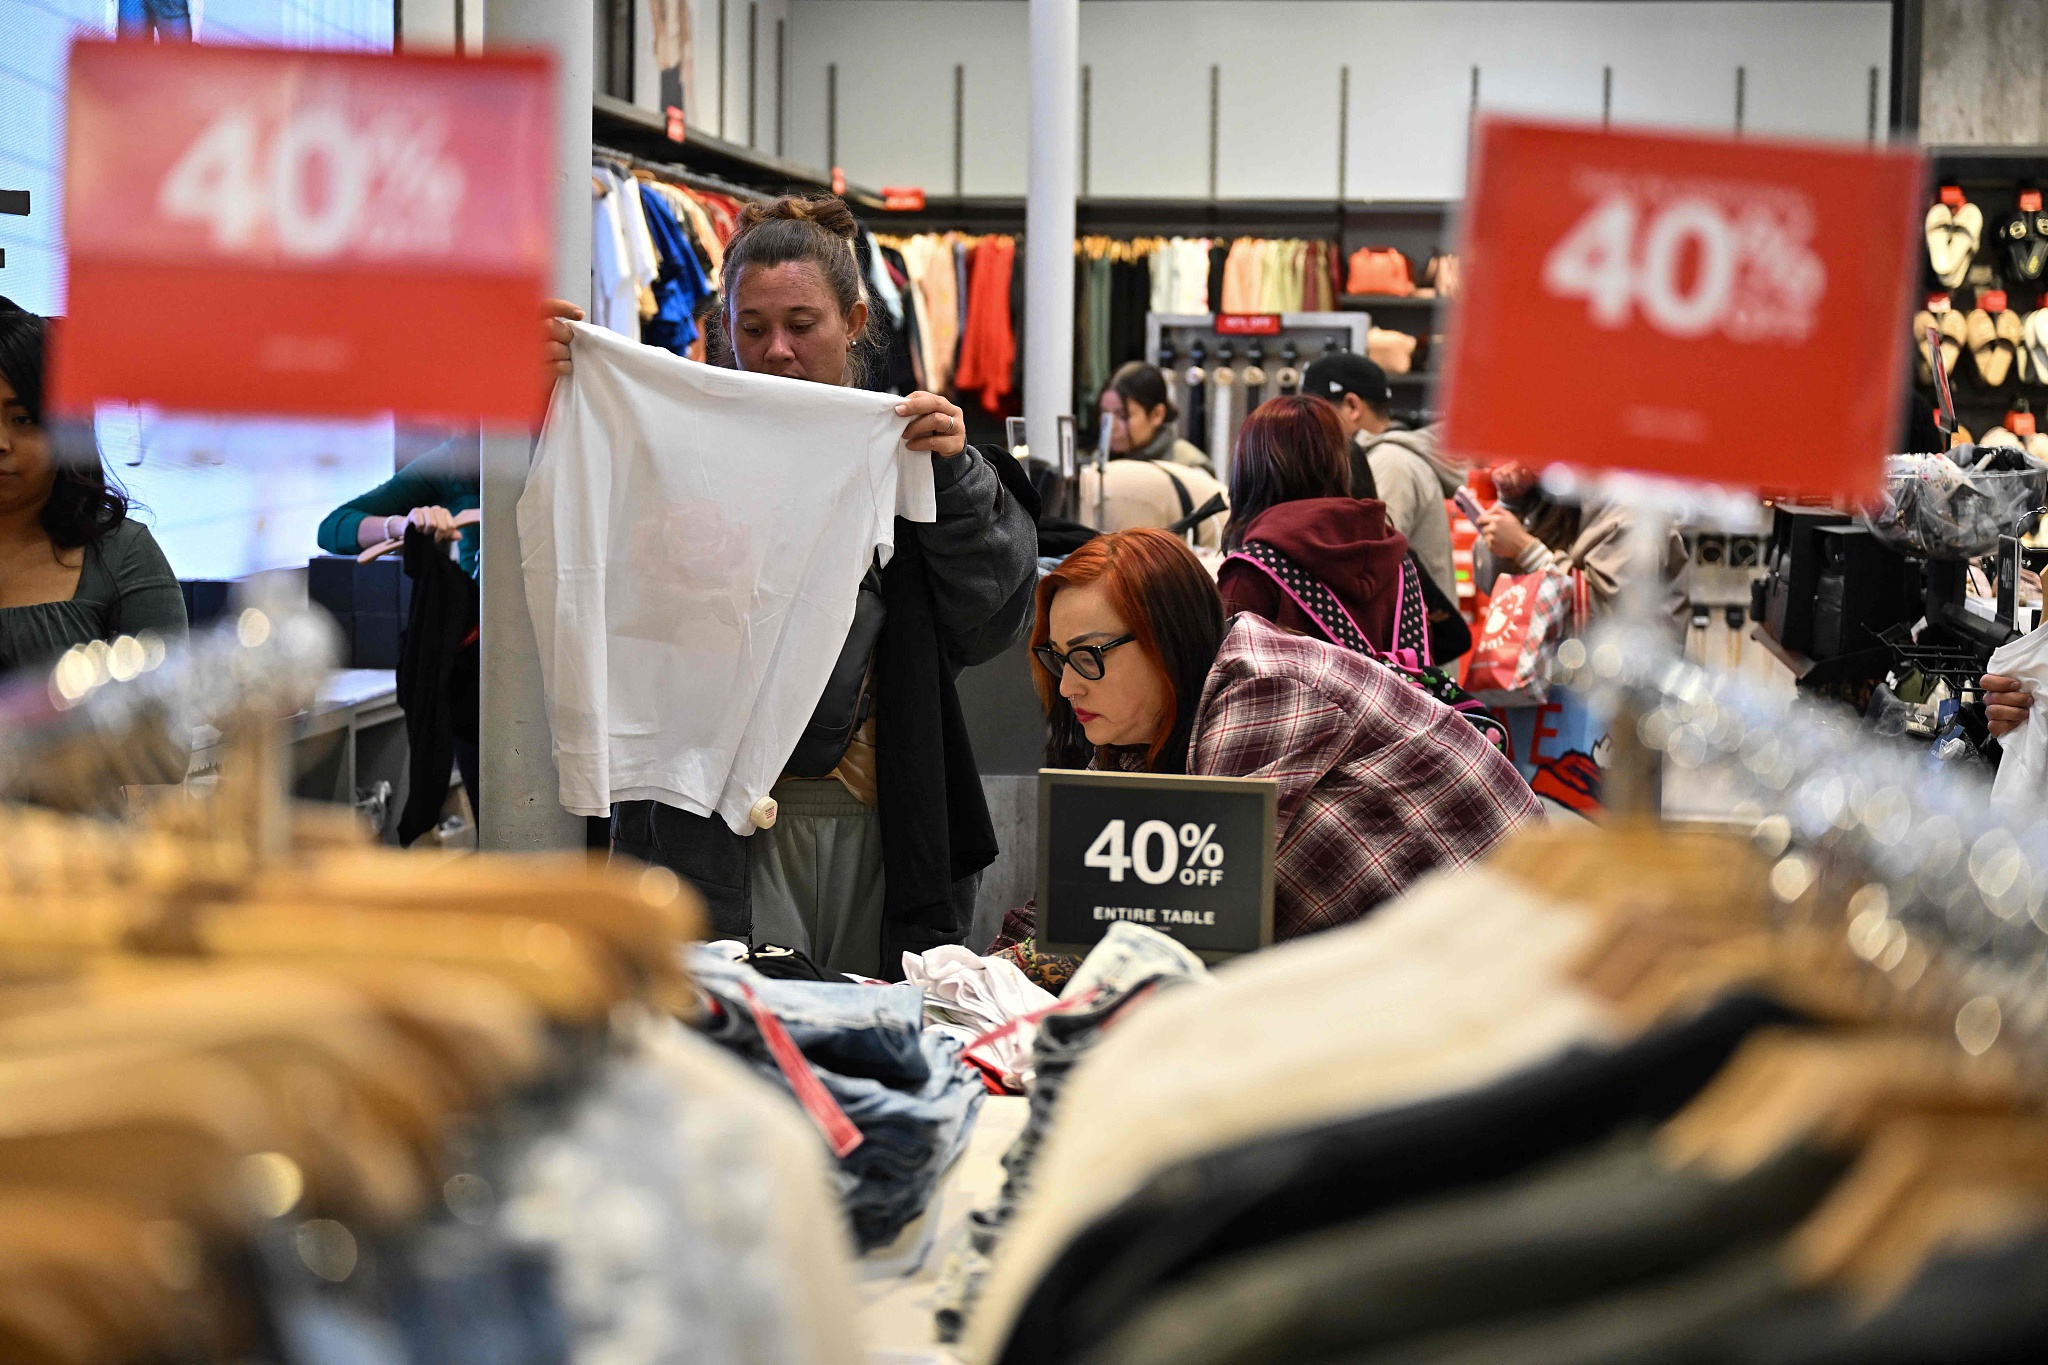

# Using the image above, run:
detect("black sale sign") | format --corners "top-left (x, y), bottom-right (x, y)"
top-left (1036, 769), bottom-right (1276, 961)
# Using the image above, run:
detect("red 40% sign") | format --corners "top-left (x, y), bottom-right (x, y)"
top-left (57, 42), bottom-right (555, 423)
top-left (1440, 119), bottom-right (1924, 501)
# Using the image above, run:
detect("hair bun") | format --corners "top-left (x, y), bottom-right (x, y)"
top-left (739, 194), bottom-right (859, 242)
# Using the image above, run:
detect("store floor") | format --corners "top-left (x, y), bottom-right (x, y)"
top-left (859, 1094), bottom-right (1031, 1363)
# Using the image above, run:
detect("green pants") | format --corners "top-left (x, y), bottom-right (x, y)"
top-left (748, 778), bottom-right (888, 979)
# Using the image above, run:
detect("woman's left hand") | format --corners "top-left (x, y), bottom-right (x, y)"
top-left (1477, 505), bottom-right (1536, 561)
top-left (897, 391), bottom-right (967, 459)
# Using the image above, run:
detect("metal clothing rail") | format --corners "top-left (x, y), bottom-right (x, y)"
top-left (592, 143), bottom-right (770, 205)
top-left (1558, 616), bottom-right (2048, 1063)
top-left (0, 594), bottom-right (335, 818)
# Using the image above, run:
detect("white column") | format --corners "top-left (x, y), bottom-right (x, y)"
top-left (1024, 0), bottom-right (1078, 461)
top-left (479, 0), bottom-right (591, 851)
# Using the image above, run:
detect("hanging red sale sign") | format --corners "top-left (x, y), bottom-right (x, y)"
top-left (54, 41), bottom-right (554, 424)
top-left (1439, 119), bottom-right (1925, 500)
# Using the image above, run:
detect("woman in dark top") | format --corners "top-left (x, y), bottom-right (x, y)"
top-left (0, 305), bottom-right (186, 673)
top-left (315, 440), bottom-right (479, 578)
top-left (1215, 395), bottom-right (1411, 654)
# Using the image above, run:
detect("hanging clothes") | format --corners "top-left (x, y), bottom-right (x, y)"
top-left (394, 526), bottom-right (480, 847)
top-left (636, 181), bottom-right (714, 356)
top-left (955, 236), bottom-right (1018, 415)
top-left (591, 173), bottom-right (643, 340)
top-left (855, 232), bottom-right (919, 395)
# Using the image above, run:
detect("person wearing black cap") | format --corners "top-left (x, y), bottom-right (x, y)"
top-left (1300, 352), bottom-right (1463, 605)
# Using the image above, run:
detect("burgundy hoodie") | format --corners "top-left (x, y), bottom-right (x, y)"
top-left (1218, 497), bottom-right (1411, 653)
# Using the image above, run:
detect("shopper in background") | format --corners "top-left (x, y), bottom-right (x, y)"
top-left (1101, 362), bottom-right (1210, 470)
top-left (1215, 395), bottom-right (1411, 655)
top-left (1076, 363), bottom-right (1230, 551)
top-left (1472, 462), bottom-right (1688, 616)
top-left (543, 195), bottom-right (1038, 978)
top-left (317, 442), bottom-right (480, 578)
top-left (1301, 352), bottom-right (1462, 603)
top-left (1034, 528), bottom-right (1538, 938)
top-left (0, 304), bottom-right (186, 675)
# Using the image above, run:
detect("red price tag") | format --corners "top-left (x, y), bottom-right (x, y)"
top-left (1983, 290), bottom-right (2010, 313)
top-left (55, 41), bottom-right (554, 424)
top-left (1440, 119), bottom-right (1923, 500)
top-left (2022, 190), bottom-right (2043, 213)
top-left (880, 186), bottom-right (926, 211)
top-left (1215, 314), bottom-right (1283, 335)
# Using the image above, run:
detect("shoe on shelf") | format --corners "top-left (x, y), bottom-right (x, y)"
top-left (1926, 201), bottom-right (1983, 289)
top-left (1968, 308), bottom-right (2016, 387)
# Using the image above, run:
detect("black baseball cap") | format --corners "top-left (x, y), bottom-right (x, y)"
top-left (1302, 352), bottom-right (1391, 407)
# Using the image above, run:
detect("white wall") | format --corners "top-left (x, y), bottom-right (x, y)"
top-left (784, 0), bottom-right (1892, 199)
top-left (588, 0), bottom-right (787, 151)
top-left (788, 0), bottom-right (1029, 192)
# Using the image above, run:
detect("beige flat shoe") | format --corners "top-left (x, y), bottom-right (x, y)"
top-left (2000, 308), bottom-right (2033, 383)
top-left (1939, 309), bottom-right (1970, 376)
top-left (1969, 309), bottom-right (2015, 387)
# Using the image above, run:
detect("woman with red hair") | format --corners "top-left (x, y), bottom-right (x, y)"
top-left (1033, 528), bottom-right (1539, 939)
top-left (1215, 395), bottom-right (1415, 657)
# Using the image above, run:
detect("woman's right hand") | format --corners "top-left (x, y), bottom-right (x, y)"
top-left (544, 298), bottom-right (584, 376)
top-left (399, 506), bottom-right (462, 543)
top-left (1983, 673), bottom-right (2034, 738)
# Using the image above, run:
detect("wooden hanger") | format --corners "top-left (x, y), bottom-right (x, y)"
top-left (1789, 1114), bottom-right (2048, 1306)
top-left (1658, 1029), bottom-right (2026, 1179)
top-left (0, 1192), bottom-right (211, 1365)
top-left (355, 506), bottom-right (479, 563)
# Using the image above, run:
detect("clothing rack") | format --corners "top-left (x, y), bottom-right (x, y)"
top-left (592, 143), bottom-right (769, 205)
top-left (1559, 615), bottom-right (2046, 1059)
top-left (0, 590), bottom-right (333, 824)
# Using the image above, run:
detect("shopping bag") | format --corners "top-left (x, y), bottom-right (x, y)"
top-left (1988, 620), bottom-right (2048, 809)
top-left (1465, 569), bottom-right (1584, 705)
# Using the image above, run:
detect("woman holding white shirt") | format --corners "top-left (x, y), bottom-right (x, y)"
top-left (543, 195), bottom-right (1038, 979)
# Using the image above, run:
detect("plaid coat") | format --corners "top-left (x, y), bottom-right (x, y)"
top-left (1170, 614), bottom-right (1540, 939)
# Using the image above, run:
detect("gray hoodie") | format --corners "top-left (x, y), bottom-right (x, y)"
top-left (1348, 423), bottom-right (1463, 602)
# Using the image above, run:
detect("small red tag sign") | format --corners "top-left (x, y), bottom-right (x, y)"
top-left (1983, 290), bottom-right (2010, 313)
top-left (1940, 185), bottom-right (1966, 208)
top-left (56, 41), bottom-right (554, 424)
top-left (665, 104), bottom-right (686, 141)
top-left (1927, 292), bottom-right (1952, 311)
top-left (2012, 411), bottom-right (2039, 438)
top-left (1215, 314), bottom-right (1283, 335)
top-left (880, 186), bottom-right (926, 211)
top-left (2022, 190), bottom-right (2043, 212)
top-left (831, 166), bottom-right (847, 195)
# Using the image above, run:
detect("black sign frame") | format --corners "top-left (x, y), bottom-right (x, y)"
top-left (1035, 768), bottom-right (1277, 963)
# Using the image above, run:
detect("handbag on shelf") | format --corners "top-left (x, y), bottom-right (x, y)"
top-left (1464, 567), bottom-right (1589, 706)
top-left (1345, 247), bottom-right (1415, 297)
top-left (1226, 541), bottom-right (1509, 752)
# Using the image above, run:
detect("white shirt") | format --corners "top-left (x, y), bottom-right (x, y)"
top-left (519, 323), bottom-right (937, 831)
top-left (591, 169), bottom-right (659, 341)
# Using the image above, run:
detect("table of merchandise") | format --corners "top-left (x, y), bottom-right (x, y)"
top-left (860, 1095), bottom-right (1031, 1363)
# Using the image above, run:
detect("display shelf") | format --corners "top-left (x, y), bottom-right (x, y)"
top-left (592, 95), bottom-right (882, 206)
top-left (1339, 294), bottom-right (1442, 310)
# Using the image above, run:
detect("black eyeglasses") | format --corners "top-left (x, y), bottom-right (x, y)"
top-left (1033, 634), bottom-right (1136, 681)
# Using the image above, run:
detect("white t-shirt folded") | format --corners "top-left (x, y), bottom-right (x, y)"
top-left (519, 322), bottom-right (937, 831)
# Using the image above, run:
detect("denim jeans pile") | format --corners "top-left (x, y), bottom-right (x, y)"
top-left (692, 953), bottom-right (987, 1252)
top-left (930, 923), bottom-right (1212, 1343)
